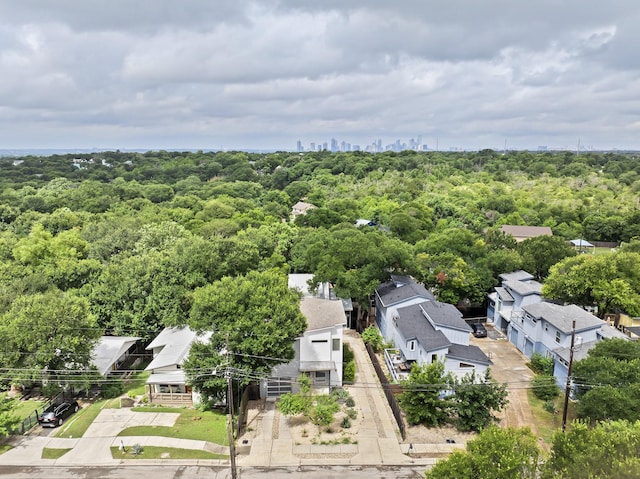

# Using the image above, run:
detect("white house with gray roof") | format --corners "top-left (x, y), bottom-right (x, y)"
top-left (262, 295), bottom-right (347, 398)
top-left (487, 270), bottom-right (543, 335)
top-left (392, 301), bottom-right (491, 378)
top-left (145, 326), bottom-right (212, 405)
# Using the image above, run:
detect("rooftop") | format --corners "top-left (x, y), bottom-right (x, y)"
top-left (523, 303), bottom-right (603, 333)
top-left (376, 276), bottom-right (435, 307)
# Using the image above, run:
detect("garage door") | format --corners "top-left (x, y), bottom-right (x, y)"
top-left (266, 378), bottom-right (292, 398)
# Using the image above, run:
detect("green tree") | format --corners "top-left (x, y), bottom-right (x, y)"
top-left (518, 235), bottom-right (576, 280)
top-left (185, 270), bottom-right (307, 399)
top-left (0, 396), bottom-right (20, 437)
top-left (361, 325), bottom-right (384, 352)
top-left (452, 369), bottom-right (508, 432)
top-left (426, 426), bottom-right (540, 479)
top-left (399, 361), bottom-right (453, 427)
top-left (542, 420), bottom-right (640, 479)
top-left (0, 291), bottom-right (100, 387)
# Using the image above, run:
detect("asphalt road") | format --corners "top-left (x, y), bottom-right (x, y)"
top-left (0, 465), bottom-right (428, 479)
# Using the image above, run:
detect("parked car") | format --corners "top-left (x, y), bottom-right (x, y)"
top-left (470, 322), bottom-right (488, 338)
top-left (38, 401), bottom-right (80, 427)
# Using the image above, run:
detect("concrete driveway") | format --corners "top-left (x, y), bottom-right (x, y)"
top-left (470, 324), bottom-right (538, 435)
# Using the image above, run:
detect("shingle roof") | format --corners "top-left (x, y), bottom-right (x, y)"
top-left (376, 276), bottom-right (435, 307)
top-left (523, 303), bottom-right (603, 334)
top-left (499, 270), bottom-right (534, 282)
top-left (300, 297), bottom-right (346, 331)
top-left (500, 225), bottom-right (553, 239)
top-left (92, 336), bottom-right (140, 376)
top-left (495, 287), bottom-right (514, 302)
top-left (503, 279), bottom-right (542, 297)
top-left (447, 343), bottom-right (492, 365)
top-left (145, 326), bottom-right (210, 371)
top-left (420, 301), bottom-right (471, 332)
top-left (395, 303), bottom-right (451, 352)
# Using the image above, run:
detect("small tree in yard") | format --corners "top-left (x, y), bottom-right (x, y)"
top-left (400, 361), bottom-right (454, 427)
top-left (452, 369), bottom-right (508, 432)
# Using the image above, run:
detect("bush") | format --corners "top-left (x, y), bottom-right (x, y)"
top-left (532, 375), bottom-right (560, 401)
top-left (345, 396), bottom-right (355, 407)
top-left (101, 379), bottom-right (125, 399)
top-left (529, 353), bottom-right (554, 375)
top-left (330, 388), bottom-right (351, 402)
top-left (543, 400), bottom-right (558, 414)
top-left (343, 344), bottom-right (354, 364)
top-left (341, 416), bottom-right (351, 428)
top-left (347, 408), bottom-right (357, 419)
top-left (343, 360), bottom-right (356, 383)
top-left (362, 325), bottom-right (384, 352)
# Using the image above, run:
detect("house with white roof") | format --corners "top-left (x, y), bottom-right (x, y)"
top-left (145, 326), bottom-right (211, 405)
top-left (487, 270), bottom-right (543, 335)
top-left (92, 336), bottom-right (141, 376)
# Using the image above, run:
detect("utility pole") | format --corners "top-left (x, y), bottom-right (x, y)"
top-left (226, 333), bottom-right (238, 479)
top-left (561, 320), bottom-right (576, 432)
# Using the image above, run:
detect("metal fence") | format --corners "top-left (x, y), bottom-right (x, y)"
top-left (365, 343), bottom-right (406, 440)
top-left (9, 390), bottom-right (65, 436)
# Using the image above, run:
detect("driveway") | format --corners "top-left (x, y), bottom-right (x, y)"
top-left (470, 324), bottom-right (538, 435)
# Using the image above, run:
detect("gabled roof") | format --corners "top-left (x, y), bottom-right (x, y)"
top-left (92, 336), bottom-right (140, 376)
top-left (300, 297), bottom-right (345, 332)
top-left (570, 239), bottom-right (594, 247)
top-left (500, 225), bottom-right (553, 239)
top-left (447, 343), bottom-right (492, 366)
top-left (495, 287), bottom-right (514, 302)
top-left (523, 303), bottom-right (603, 334)
top-left (420, 301), bottom-right (471, 333)
top-left (499, 270), bottom-right (534, 282)
top-left (145, 326), bottom-right (211, 371)
top-left (503, 279), bottom-right (542, 297)
top-left (376, 276), bottom-right (435, 307)
top-left (395, 303), bottom-right (451, 352)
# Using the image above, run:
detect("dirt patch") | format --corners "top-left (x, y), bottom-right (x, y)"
top-left (403, 422), bottom-right (475, 446)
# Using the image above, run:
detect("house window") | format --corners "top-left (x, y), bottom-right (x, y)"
top-left (431, 354), bottom-right (437, 363)
top-left (555, 331), bottom-right (561, 343)
top-left (315, 371), bottom-right (326, 379)
top-left (459, 362), bottom-right (474, 368)
top-left (311, 339), bottom-right (328, 343)
top-left (408, 340), bottom-right (416, 351)
top-left (332, 338), bottom-right (340, 351)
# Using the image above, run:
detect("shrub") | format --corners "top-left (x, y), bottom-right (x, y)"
top-left (529, 353), bottom-right (554, 376)
top-left (543, 400), bottom-right (558, 414)
top-left (532, 374), bottom-right (560, 401)
top-left (343, 360), bottom-right (356, 383)
top-left (362, 325), bottom-right (384, 352)
top-left (343, 344), bottom-right (354, 364)
top-left (347, 408), bottom-right (357, 419)
top-left (345, 396), bottom-right (355, 407)
top-left (132, 443), bottom-right (143, 455)
top-left (330, 388), bottom-right (350, 402)
top-left (341, 417), bottom-right (351, 428)
top-left (101, 379), bottom-right (125, 399)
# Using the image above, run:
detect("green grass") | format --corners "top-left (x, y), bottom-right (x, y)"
top-left (10, 398), bottom-right (45, 421)
top-left (0, 444), bottom-right (13, 455)
top-left (527, 390), bottom-right (577, 446)
top-left (124, 370), bottom-right (151, 397)
top-left (119, 407), bottom-right (228, 445)
top-left (54, 399), bottom-right (114, 438)
top-left (110, 446), bottom-right (227, 460)
top-left (41, 448), bottom-right (71, 459)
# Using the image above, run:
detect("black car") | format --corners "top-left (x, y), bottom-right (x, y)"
top-left (38, 401), bottom-right (80, 427)
top-left (470, 322), bottom-right (488, 338)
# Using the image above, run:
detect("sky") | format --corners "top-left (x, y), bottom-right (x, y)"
top-left (0, 1), bottom-right (639, 152)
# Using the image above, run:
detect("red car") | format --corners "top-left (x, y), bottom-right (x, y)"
top-left (38, 401), bottom-right (80, 427)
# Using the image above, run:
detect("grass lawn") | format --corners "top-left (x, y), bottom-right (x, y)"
top-left (111, 445), bottom-right (227, 460)
top-left (54, 399), bottom-right (116, 438)
top-left (9, 397), bottom-right (45, 421)
top-left (41, 448), bottom-right (72, 459)
top-left (119, 407), bottom-right (228, 445)
top-left (124, 371), bottom-right (150, 397)
top-left (0, 444), bottom-right (13, 455)
top-left (528, 390), bottom-right (577, 446)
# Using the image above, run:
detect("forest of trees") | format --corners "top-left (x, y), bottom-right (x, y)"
top-left (1, 148), bottom-right (640, 397)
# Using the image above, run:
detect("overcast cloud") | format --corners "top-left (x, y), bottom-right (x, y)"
top-left (0, 1), bottom-right (638, 151)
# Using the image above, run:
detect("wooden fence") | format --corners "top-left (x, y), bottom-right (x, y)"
top-left (365, 343), bottom-right (406, 440)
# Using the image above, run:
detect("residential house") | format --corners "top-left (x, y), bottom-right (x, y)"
top-left (553, 323), bottom-right (629, 388)
top-left (291, 201), bottom-right (316, 219)
top-left (262, 296), bottom-right (347, 398)
top-left (375, 274), bottom-right (435, 339)
top-left (145, 326), bottom-right (211, 405)
top-left (390, 301), bottom-right (491, 379)
top-left (91, 336), bottom-right (141, 377)
top-left (500, 225), bottom-right (553, 243)
top-left (486, 270), bottom-right (543, 335)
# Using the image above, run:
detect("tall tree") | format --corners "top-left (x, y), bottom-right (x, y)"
top-left (185, 270), bottom-right (307, 400)
top-left (399, 361), bottom-right (453, 427)
top-left (518, 235), bottom-right (576, 280)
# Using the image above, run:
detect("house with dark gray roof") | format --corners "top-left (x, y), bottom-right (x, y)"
top-left (375, 275), bottom-right (435, 339)
top-left (487, 270), bottom-right (543, 335)
top-left (392, 301), bottom-right (491, 378)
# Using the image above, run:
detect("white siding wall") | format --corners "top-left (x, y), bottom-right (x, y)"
top-left (445, 359), bottom-right (489, 379)
top-left (438, 327), bottom-right (469, 346)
